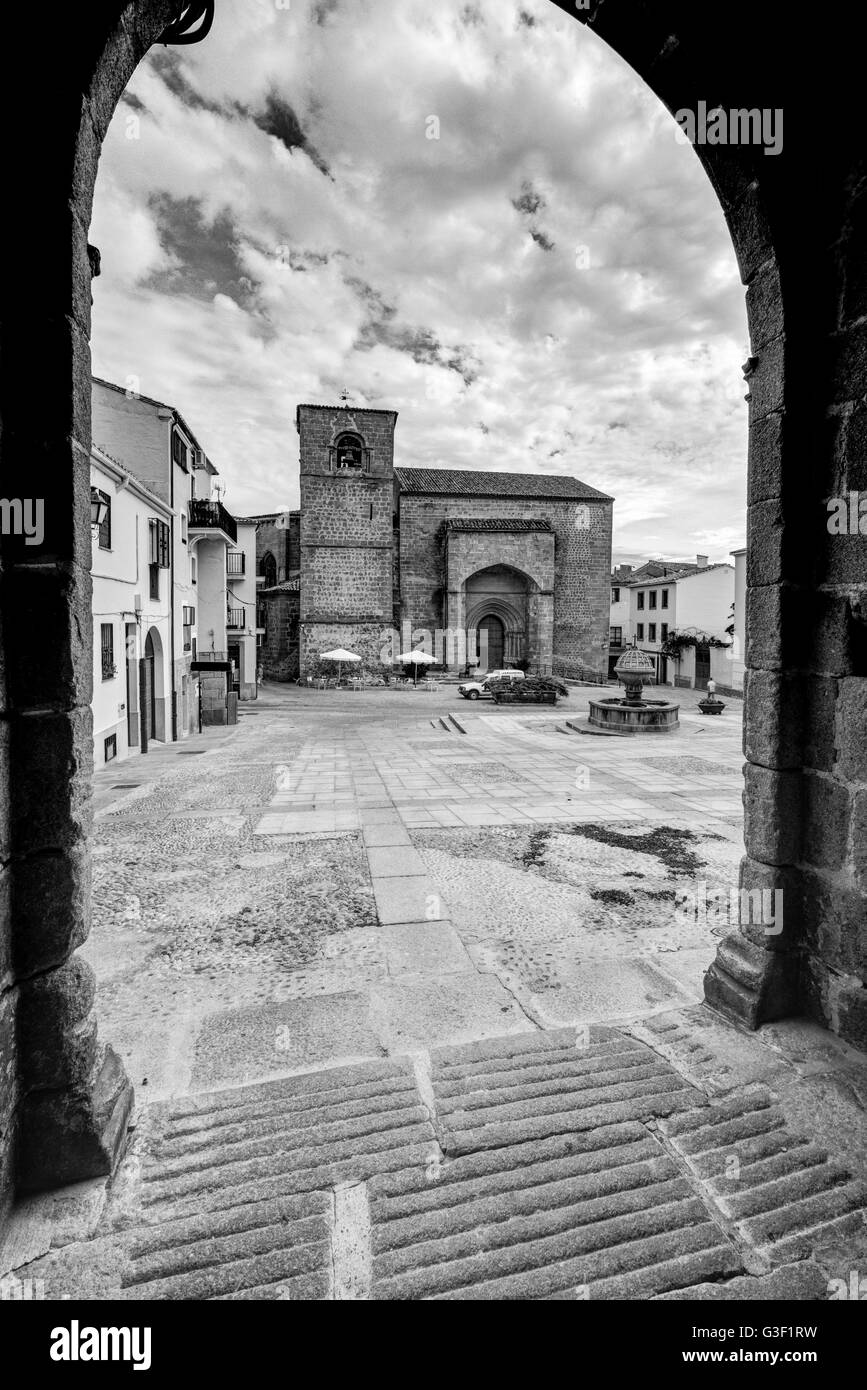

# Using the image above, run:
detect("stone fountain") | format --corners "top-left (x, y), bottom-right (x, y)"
top-left (588, 643), bottom-right (680, 733)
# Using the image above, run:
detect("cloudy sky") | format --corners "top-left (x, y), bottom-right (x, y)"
top-left (91, 0), bottom-right (749, 565)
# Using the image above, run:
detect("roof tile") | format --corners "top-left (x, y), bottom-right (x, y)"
top-left (395, 466), bottom-right (613, 502)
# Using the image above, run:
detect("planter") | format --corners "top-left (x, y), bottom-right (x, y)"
top-left (493, 690), bottom-right (557, 705)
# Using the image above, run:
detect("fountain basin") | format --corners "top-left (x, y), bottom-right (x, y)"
top-left (588, 697), bottom-right (680, 733)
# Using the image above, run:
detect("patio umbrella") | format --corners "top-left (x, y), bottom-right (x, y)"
top-left (320, 647), bottom-right (361, 686)
top-left (396, 649), bottom-right (437, 686)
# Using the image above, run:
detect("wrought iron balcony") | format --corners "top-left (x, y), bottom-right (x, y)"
top-left (227, 551), bottom-right (245, 575)
top-left (188, 498), bottom-right (237, 544)
top-left (227, 609), bottom-right (245, 630)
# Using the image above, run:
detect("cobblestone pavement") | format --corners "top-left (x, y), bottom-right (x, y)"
top-left (3, 683), bottom-right (866, 1299)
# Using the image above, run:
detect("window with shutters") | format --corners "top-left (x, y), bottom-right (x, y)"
top-left (96, 490), bottom-right (111, 550)
top-left (171, 428), bottom-right (189, 471)
top-left (100, 623), bottom-right (115, 680)
top-left (149, 518), bottom-right (170, 568)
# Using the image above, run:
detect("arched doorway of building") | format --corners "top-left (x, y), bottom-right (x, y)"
top-left (464, 565), bottom-right (533, 669)
top-left (478, 614), bottom-right (505, 670)
top-left (142, 626), bottom-right (165, 749)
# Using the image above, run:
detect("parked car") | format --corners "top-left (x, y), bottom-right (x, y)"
top-left (458, 668), bottom-right (525, 701)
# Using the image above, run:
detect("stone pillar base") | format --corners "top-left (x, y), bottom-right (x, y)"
top-left (16, 1045), bottom-right (134, 1195)
top-left (704, 932), bottom-right (800, 1030)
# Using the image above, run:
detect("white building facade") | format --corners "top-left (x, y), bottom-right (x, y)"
top-left (90, 445), bottom-right (174, 768)
top-left (609, 556), bottom-right (736, 690)
top-left (92, 376), bottom-right (240, 742)
top-left (226, 521), bottom-right (262, 700)
top-left (726, 547), bottom-right (747, 693)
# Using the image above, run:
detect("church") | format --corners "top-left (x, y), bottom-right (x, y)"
top-left (247, 403), bottom-right (614, 681)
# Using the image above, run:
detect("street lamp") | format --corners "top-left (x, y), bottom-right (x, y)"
top-left (90, 488), bottom-right (108, 532)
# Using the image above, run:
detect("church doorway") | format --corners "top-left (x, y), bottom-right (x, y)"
top-left (478, 615), bottom-right (505, 670)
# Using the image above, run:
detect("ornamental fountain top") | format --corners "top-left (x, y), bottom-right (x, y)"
top-left (612, 643), bottom-right (657, 706)
top-left (588, 640), bottom-right (680, 734)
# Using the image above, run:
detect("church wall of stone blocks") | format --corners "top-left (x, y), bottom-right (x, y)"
top-left (253, 404), bottom-right (614, 681)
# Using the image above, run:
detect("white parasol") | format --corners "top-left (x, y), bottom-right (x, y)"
top-left (320, 647), bottom-right (362, 685)
top-left (396, 649), bottom-right (437, 686)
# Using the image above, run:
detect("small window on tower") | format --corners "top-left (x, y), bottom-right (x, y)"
top-left (333, 433), bottom-right (365, 470)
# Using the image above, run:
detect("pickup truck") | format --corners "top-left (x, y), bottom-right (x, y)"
top-left (457, 669), bottom-right (525, 700)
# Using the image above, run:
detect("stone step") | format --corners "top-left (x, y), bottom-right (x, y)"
top-left (442, 1087), bottom-right (702, 1156)
top-left (439, 1064), bottom-right (684, 1128)
top-left (138, 1140), bottom-right (435, 1228)
top-left (158, 1088), bottom-right (425, 1161)
top-left (763, 1208), bottom-right (867, 1265)
top-left (694, 1141), bottom-right (828, 1190)
top-left (581, 1243), bottom-right (742, 1301)
top-left (372, 1155), bottom-right (682, 1255)
top-left (720, 1161), bottom-right (853, 1221)
top-left (166, 1073), bottom-right (417, 1141)
top-left (372, 1133), bottom-right (658, 1223)
top-left (125, 1235), bottom-right (331, 1301)
top-left (738, 1180), bottom-right (867, 1253)
top-left (149, 1103), bottom-right (432, 1181)
top-left (167, 1057), bottom-right (411, 1121)
top-left (371, 1123), bottom-right (648, 1205)
top-left (141, 1112), bottom-right (433, 1200)
top-left (374, 1177), bottom-right (699, 1281)
top-left (659, 1087), bottom-right (774, 1136)
top-left (374, 1203), bottom-right (727, 1301)
top-left (436, 1048), bottom-right (680, 1107)
top-left (669, 1107), bottom-right (788, 1157)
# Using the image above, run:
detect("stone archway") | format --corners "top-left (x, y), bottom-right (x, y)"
top-left (2, 1), bottom-right (866, 1205)
top-left (465, 565), bottom-right (533, 668)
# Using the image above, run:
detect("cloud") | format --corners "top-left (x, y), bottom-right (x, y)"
top-left (249, 92), bottom-right (332, 176)
top-left (89, 0), bottom-right (748, 556)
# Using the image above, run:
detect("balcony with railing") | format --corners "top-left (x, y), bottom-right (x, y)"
top-left (227, 608), bottom-right (245, 630)
top-left (188, 498), bottom-right (237, 544)
top-left (227, 550), bottom-right (245, 576)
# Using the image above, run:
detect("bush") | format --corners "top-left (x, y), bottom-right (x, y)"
top-left (487, 674), bottom-right (568, 704)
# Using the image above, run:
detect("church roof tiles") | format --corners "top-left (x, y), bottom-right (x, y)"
top-left (395, 466), bottom-right (613, 502)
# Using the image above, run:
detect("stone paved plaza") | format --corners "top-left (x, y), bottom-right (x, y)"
top-left (3, 683), bottom-right (866, 1300)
